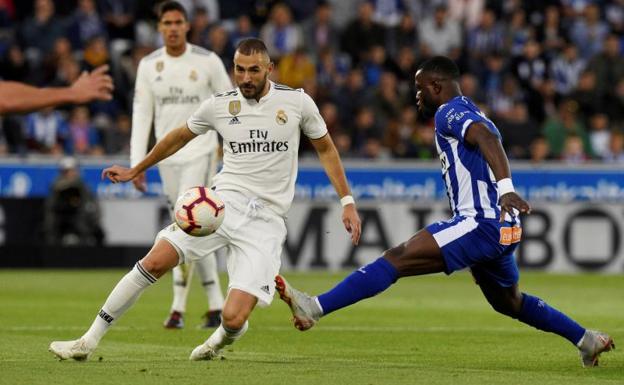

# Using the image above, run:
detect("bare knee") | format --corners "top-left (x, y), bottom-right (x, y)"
top-left (139, 240), bottom-right (179, 278)
top-left (221, 309), bottom-right (248, 330)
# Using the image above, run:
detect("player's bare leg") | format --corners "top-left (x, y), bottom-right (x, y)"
top-left (277, 229), bottom-right (443, 331)
top-left (189, 289), bottom-right (256, 360)
top-left (49, 240), bottom-right (179, 360)
top-left (195, 254), bottom-right (224, 328)
top-left (165, 263), bottom-right (193, 328)
top-left (472, 268), bottom-right (615, 367)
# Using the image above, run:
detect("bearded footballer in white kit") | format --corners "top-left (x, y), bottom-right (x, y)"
top-left (131, 1), bottom-right (230, 329)
top-left (49, 37), bottom-right (362, 361)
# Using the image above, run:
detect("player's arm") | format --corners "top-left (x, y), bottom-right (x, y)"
top-left (465, 122), bottom-right (531, 221)
top-left (103, 125), bottom-right (197, 183)
top-left (129, 61), bottom-right (155, 192)
top-left (0, 65), bottom-right (113, 114)
top-left (310, 133), bottom-right (361, 245)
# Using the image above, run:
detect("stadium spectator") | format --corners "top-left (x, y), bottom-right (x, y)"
top-left (528, 135), bottom-right (554, 164)
top-left (505, 8), bottom-right (531, 57)
top-left (466, 8), bottom-right (505, 71)
top-left (188, 7), bottom-right (213, 47)
top-left (19, 0), bottom-right (64, 64)
top-left (570, 69), bottom-right (601, 119)
top-left (228, 14), bottom-right (258, 48)
top-left (0, 44), bottom-right (29, 82)
top-left (24, 107), bottom-right (68, 154)
top-left (498, 102), bottom-right (540, 159)
top-left (536, 5), bottom-right (566, 60)
top-left (586, 34), bottom-right (624, 100)
top-left (603, 129), bottom-right (624, 163)
top-left (43, 156), bottom-right (104, 246)
top-left (588, 113), bottom-right (611, 158)
top-left (66, 106), bottom-right (102, 155)
top-left (350, 106), bottom-right (383, 155)
top-left (542, 100), bottom-right (591, 157)
top-left (301, 1), bottom-right (337, 61)
top-left (550, 43), bottom-right (586, 97)
top-left (419, 5), bottom-right (461, 59)
top-left (332, 68), bottom-right (373, 128)
top-left (370, 0), bottom-right (407, 29)
top-left (259, 3), bottom-right (303, 60)
top-left (276, 47), bottom-right (315, 89)
top-left (560, 133), bottom-right (589, 163)
top-left (446, 0), bottom-right (484, 30)
top-left (67, 0), bottom-right (107, 50)
top-left (569, 4), bottom-right (610, 60)
top-left (100, 112), bottom-right (130, 155)
top-left (100, 0), bottom-right (135, 41)
top-left (340, 1), bottom-right (385, 66)
top-left (385, 13), bottom-right (417, 58)
top-left (178, 0), bottom-right (219, 22)
top-left (206, 23), bottom-right (235, 68)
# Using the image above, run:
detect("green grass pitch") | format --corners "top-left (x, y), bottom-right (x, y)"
top-left (0, 269), bottom-right (620, 385)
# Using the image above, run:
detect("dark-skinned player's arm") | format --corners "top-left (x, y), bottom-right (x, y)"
top-left (464, 122), bottom-right (531, 222)
top-left (310, 133), bottom-right (361, 245)
top-left (102, 124), bottom-right (197, 183)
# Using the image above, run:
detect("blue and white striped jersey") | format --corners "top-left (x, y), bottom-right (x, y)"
top-left (434, 96), bottom-right (502, 220)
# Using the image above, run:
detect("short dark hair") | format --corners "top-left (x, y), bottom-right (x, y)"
top-left (158, 1), bottom-right (188, 21)
top-left (419, 56), bottom-right (460, 79)
top-left (236, 38), bottom-right (269, 56)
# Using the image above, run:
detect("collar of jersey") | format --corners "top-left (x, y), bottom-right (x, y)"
top-left (164, 43), bottom-right (191, 60)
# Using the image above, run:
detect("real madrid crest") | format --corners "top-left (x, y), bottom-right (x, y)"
top-left (276, 109), bottom-right (288, 125)
top-left (156, 61), bottom-right (164, 72)
top-left (228, 100), bottom-right (241, 116)
top-left (189, 70), bottom-right (198, 81)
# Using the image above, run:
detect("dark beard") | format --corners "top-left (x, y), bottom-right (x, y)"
top-left (418, 103), bottom-right (436, 120)
top-left (240, 77), bottom-right (267, 100)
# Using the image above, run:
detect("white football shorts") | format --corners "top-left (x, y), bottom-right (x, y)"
top-left (157, 151), bottom-right (219, 212)
top-left (156, 190), bottom-right (286, 306)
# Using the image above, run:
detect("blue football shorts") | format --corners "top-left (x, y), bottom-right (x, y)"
top-left (426, 215), bottom-right (521, 287)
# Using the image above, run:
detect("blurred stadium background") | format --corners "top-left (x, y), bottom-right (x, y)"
top-left (0, 0), bottom-right (622, 272)
top-left (0, 0), bottom-right (622, 382)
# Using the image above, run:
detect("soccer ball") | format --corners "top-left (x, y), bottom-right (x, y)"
top-left (174, 186), bottom-right (225, 236)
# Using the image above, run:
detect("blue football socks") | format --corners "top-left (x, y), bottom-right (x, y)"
top-left (518, 293), bottom-right (586, 345)
top-left (317, 257), bottom-right (398, 315)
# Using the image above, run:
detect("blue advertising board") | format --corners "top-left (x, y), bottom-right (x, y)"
top-left (0, 161), bottom-right (622, 202)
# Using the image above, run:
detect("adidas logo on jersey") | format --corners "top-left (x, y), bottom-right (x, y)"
top-left (260, 285), bottom-right (270, 294)
top-left (155, 76), bottom-right (163, 82)
top-left (229, 116), bottom-right (241, 125)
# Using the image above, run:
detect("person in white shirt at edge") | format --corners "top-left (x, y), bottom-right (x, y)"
top-left (49, 37), bottom-right (362, 361)
top-left (130, 1), bottom-right (231, 329)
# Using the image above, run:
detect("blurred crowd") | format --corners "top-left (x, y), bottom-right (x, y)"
top-left (0, 0), bottom-right (623, 163)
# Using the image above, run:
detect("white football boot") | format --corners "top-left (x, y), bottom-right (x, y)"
top-left (274, 275), bottom-right (322, 331)
top-left (49, 338), bottom-right (94, 361)
top-left (578, 329), bottom-right (615, 367)
top-left (189, 342), bottom-right (219, 361)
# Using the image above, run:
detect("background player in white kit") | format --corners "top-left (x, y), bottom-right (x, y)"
top-left (131, 1), bottom-right (231, 329)
top-left (49, 37), bottom-right (361, 361)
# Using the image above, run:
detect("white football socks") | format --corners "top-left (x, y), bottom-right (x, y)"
top-left (170, 264), bottom-right (189, 313)
top-left (196, 255), bottom-right (224, 311)
top-left (82, 262), bottom-right (156, 348)
top-left (206, 321), bottom-right (249, 352)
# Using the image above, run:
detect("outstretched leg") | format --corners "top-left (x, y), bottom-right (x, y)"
top-left (195, 253), bottom-right (224, 328)
top-left (471, 266), bottom-right (614, 367)
top-left (49, 240), bottom-right (180, 360)
top-left (276, 229), bottom-right (444, 330)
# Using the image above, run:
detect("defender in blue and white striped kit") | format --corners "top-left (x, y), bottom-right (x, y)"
top-left (276, 56), bottom-right (614, 368)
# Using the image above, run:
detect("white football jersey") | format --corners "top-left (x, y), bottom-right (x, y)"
top-left (187, 81), bottom-right (328, 216)
top-left (130, 44), bottom-right (232, 166)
